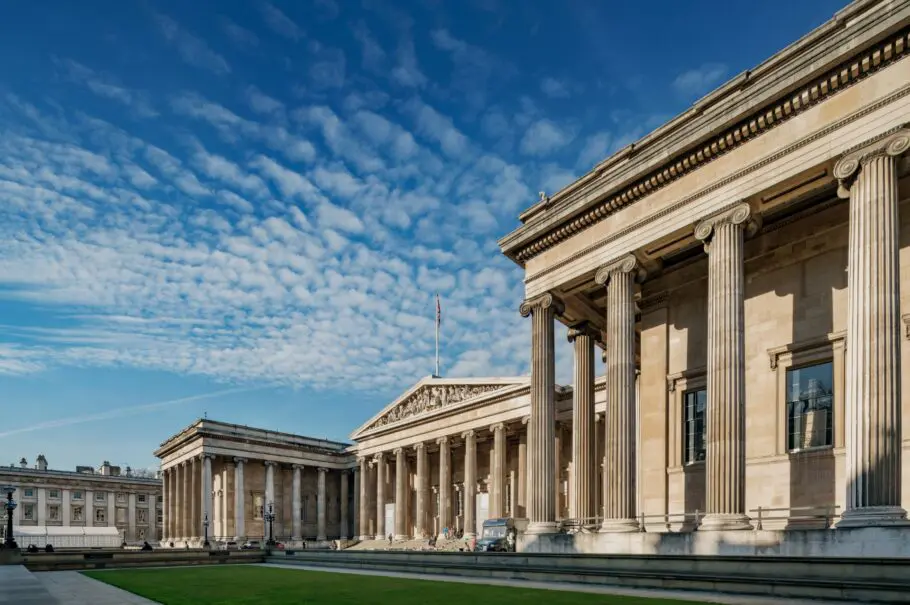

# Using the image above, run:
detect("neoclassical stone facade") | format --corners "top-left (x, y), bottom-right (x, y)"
top-left (155, 420), bottom-right (353, 547)
top-left (499, 0), bottom-right (910, 540)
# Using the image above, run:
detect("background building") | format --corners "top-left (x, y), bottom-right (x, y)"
top-left (0, 456), bottom-right (162, 547)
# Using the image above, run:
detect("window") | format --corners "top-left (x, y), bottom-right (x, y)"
top-left (137, 495), bottom-right (147, 504)
top-left (95, 508), bottom-right (106, 523)
top-left (72, 491), bottom-right (83, 501)
top-left (72, 506), bottom-right (84, 522)
top-left (23, 504), bottom-right (35, 520)
top-left (116, 493), bottom-right (127, 503)
top-left (787, 361), bottom-right (834, 451)
top-left (253, 494), bottom-right (264, 520)
top-left (116, 507), bottom-right (127, 524)
top-left (137, 509), bottom-right (148, 524)
top-left (683, 388), bottom-right (707, 464)
top-left (156, 509), bottom-right (163, 524)
top-left (23, 489), bottom-right (34, 498)
top-left (48, 490), bottom-right (60, 499)
top-left (48, 505), bottom-right (60, 521)
top-left (302, 496), bottom-right (308, 522)
top-left (95, 492), bottom-right (106, 502)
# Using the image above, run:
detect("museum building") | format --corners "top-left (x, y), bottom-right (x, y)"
top-left (158, 0), bottom-right (910, 554)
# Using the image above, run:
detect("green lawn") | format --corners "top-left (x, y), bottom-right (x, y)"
top-left (82, 565), bottom-right (705, 605)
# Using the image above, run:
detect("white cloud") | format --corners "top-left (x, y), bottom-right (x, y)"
top-left (58, 59), bottom-right (157, 118)
top-left (245, 87), bottom-right (284, 116)
top-left (672, 63), bottom-right (727, 96)
top-left (403, 98), bottom-right (469, 159)
top-left (520, 119), bottom-right (574, 156)
top-left (260, 2), bottom-right (303, 40)
top-left (540, 77), bottom-right (569, 99)
top-left (391, 38), bottom-right (426, 88)
top-left (352, 22), bottom-right (386, 72)
top-left (221, 19), bottom-right (259, 47)
top-left (154, 13), bottom-right (231, 75)
top-left (576, 131), bottom-right (612, 169)
top-left (315, 201), bottom-right (364, 234)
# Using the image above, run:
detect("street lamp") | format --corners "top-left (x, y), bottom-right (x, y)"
top-left (264, 502), bottom-right (275, 547)
top-left (1, 486), bottom-right (17, 550)
top-left (203, 512), bottom-right (210, 549)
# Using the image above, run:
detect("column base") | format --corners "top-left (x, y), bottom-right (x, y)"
top-left (317, 535), bottom-right (327, 541)
top-left (598, 518), bottom-right (640, 533)
top-left (836, 506), bottom-right (910, 528)
top-left (357, 535), bottom-right (372, 541)
top-left (699, 513), bottom-right (753, 532)
top-left (393, 534), bottom-right (408, 541)
top-left (525, 521), bottom-right (560, 535)
top-left (375, 534), bottom-right (386, 541)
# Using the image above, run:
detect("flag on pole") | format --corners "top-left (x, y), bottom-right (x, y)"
top-left (436, 293), bottom-right (441, 326)
top-left (435, 293), bottom-right (441, 378)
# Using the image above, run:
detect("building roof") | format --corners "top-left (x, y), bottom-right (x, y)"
top-left (0, 465), bottom-right (160, 487)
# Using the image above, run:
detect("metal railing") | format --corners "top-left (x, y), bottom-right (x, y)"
top-left (560, 506), bottom-right (841, 533)
top-left (750, 505), bottom-right (840, 530)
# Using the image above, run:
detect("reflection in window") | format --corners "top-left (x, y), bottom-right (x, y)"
top-left (787, 361), bottom-right (834, 451)
top-left (683, 388), bottom-right (707, 464)
top-left (253, 494), bottom-right (264, 520)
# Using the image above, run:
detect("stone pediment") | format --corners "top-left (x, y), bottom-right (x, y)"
top-left (352, 377), bottom-right (528, 438)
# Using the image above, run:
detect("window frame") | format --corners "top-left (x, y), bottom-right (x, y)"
top-left (22, 503), bottom-right (35, 520)
top-left (72, 491), bottom-right (83, 501)
top-left (48, 489), bottom-right (60, 500)
top-left (785, 360), bottom-right (835, 453)
top-left (253, 492), bottom-right (264, 521)
top-left (23, 489), bottom-right (34, 499)
top-left (682, 387), bottom-right (708, 465)
top-left (72, 505), bottom-right (84, 523)
top-left (94, 507), bottom-right (106, 524)
top-left (137, 494), bottom-right (147, 504)
top-left (48, 504), bottom-right (60, 521)
top-left (667, 368), bottom-right (706, 469)
top-left (769, 332), bottom-right (845, 456)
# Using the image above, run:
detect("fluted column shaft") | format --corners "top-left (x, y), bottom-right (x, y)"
top-left (415, 444), bottom-right (428, 538)
top-left (695, 204), bottom-right (754, 531)
top-left (438, 438), bottom-right (451, 536)
top-left (234, 458), bottom-right (246, 541)
top-left (569, 325), bottom-right (596, 524)
top-left (340, 470), bottom-right (350, 539)
top-left (202, 455), bottom-right (213, 544)
top-left (517, 426), bottom-right (527, 518)
top-left (190, 457), bottom-right (199, 539)
top-left (375, 453), bottom-right (386, 539)
top-left (317, 467), bottom-right (327, 540)
top-left (352, 467), bottom-right (360, 540)
top-left (463, 431), bottom-right (477, 537)
top-left (292, 465), bottom-right (302, 539)
top-left (520, 293), bottom-right (563, 534)
top-left (179, 463), bottom-right (187, 540)
top-left (394, 449), bottom-right (408, 539)
top-left (358, 458), bottom-right (370, 539)
top-left (835, 131), bottom-right (910, 527)
top-left (491, 424), bottom-right (506, 518)
top-left (596, 256), bottom-right (640, 532)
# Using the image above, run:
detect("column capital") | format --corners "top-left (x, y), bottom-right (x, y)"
top-left (595, 254), bottom-right (645, 286)
top-left (436, 436), bottom-right (449, 447)
top-left (567, 321), bottom-right (599, 343)
top-left (694, 202), bottom-right (759, 243)
top-left (373, 452), bottom-right (385, 463)
top-left (393, 447), bottom-right (405, 456)
top-left (291, 464), bottom-right (304, 471)
top-left (490, 422), bottom-right (505, 433)
top-left (461, 429), bottom-right (476, 440)
top-left (263, 460), bottom-right (277, 467)
top-left (413, 442), bottom-right (426, 453)
top-left (519, 292), bottom-right (564, 318)
top-left (202, 453), bottom-right (215, 461)
top-left (521, 415), bottom-right (529, 425)
top-left (835, 128), bottom-right (910, 198)
top-left (339, 468), bottom-right (351, 475)
top-left (233, 457), bottom-right (247, 464)
top-left (317, 467), bottom-right (328, 474)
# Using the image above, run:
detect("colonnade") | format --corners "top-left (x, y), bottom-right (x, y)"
top-left (160, 455), bottom-right (355, 545)
top-left (519, 130), bottom-right (909, 533)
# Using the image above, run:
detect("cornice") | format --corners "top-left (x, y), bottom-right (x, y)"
top-left (503, 24), bottom-right (910, 265)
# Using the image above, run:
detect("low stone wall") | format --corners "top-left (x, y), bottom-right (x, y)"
top-left (21, 548), bottom-right (265, 572)
top-left (518, 526), bottom-right (910, 557)
top-left (268, 549), bottom-right (910, 603)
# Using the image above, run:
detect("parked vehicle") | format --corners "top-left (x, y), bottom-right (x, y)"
top-left (240, 540), bottom-right (261, 550)
top-left (473, 518), bottom-right (524, 552)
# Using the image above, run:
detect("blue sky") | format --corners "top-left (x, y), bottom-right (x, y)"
top-left (0, 0), bottom-right (846, 471)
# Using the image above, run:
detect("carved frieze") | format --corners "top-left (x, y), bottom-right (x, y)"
top-left (366, 384), bottom-right (505, 430)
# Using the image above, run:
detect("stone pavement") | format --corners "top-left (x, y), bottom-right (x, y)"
top-left (262, 562), bottom-right (865, 605)
top-left (0, 565), bottom-right (59, 605)
top-left (35, 570), bottom-right (160, 605)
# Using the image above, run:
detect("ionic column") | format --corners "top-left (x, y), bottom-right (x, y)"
top-left (394, 448), bottom-right (408, 540)
top-left (834, 130), bottom-right (910, 528)
top-left (317, 467), bottom-right (327, 540)
top-left (490, 423), bottom-right (506, 518)
top-left (375, 453), bottom-right (386, 539)
top-left (415, 443), bottom-right (429, 538)
top-left (568, 323), bottom-right (597, 524)
top-left (179, 462), bottom-right (188, 540)
top-left (437, 437), bottom-right (451, 537)
top-left (595, 255), bottom-right (643, 532)
top-left (202, 455), bottom-right (213, 545)
top-left (695, 204), bottom-right (757, 531)
top-left (190, 457), bottom-right (199, 540)
top-left (340, 470), bottom-right (350, 540)
top-left (352, 466), bottom-right (361, 540)
top-left (161, 469), bottom-right (169, 542)
top-left (358, 457), bottom-right (370, 539)
top-left (519, 292), bottom-right (564, 534)
top-left (234, 458), bottom-right (246, 541)
top-left (264, 461), bottom-right (276, 510)
top-left (292, 465), bottom-right (302, 540)
top-left (463, 430), bottom-right (477, 538)
top-left (518, 420), bottom-right (527, 518)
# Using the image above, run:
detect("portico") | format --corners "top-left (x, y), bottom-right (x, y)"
top-left (499, 0), bottom-right (910, 552)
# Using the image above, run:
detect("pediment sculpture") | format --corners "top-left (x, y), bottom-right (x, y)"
top-left (367, 384), bottom-right (503, 430)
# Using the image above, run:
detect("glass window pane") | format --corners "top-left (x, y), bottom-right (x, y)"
top-left (786, 361), bottom-right (834, 451)
top-left (684, 388), bottom-right (707, 464)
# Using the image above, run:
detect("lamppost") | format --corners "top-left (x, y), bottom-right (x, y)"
top-left (264, 502), bottom-right (275, 547)
top-left (1, 486), bottom-right (17, 550)
top-left (203, 512), bottom-right (210, 549)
